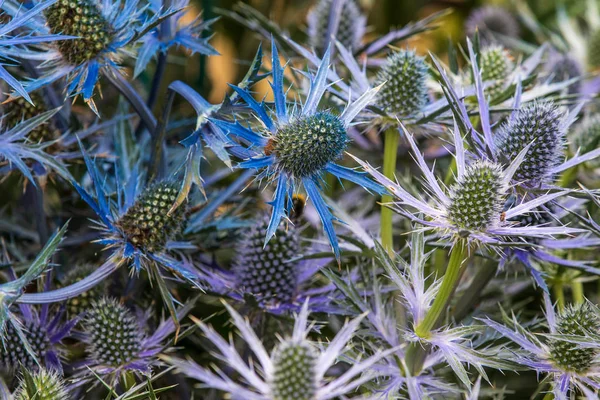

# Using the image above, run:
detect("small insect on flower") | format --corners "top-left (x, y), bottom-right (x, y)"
top-left (212, 40), bottom-right (384, 261)
top-left (290, 194), bottom-right (306, 221)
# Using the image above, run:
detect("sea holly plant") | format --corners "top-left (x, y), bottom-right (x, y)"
top-left (212, 40), bottom-right (385, 261)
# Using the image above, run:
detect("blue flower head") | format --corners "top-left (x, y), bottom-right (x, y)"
top-left (213, 40), bottom-right (385, 261)
top-left (2, 0), bottom-right (177, 112)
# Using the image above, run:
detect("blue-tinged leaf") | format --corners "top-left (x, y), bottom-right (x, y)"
top-left (76, 139), bottom-right (112, 227)
top-left (0, 64), bottom-right (31, 104)
top-left (265, 173), bottom-right (289, 246)
top-left (210, 118), bottom-right (268, 146)
top-left (270, 38), bottom-right (287, 123)
top-left (303, 45), bottom-right (331, 115)
top-left (303, 177), bottom-right (340, 262)
top-left (82, 60), bottom-right (100, 101)
top-left (239, 155), bottom-right (274, 170)
top-left (325, 162), bottom-right (386, 195)
top-left (134, 34), bottom-right (160, 78)
top-left (227, 84), bottom-right (274, 131)
top-left (169, 80), bottom-right (212, 114)
top-left (0, 34), bottom-right (77, 45)
top-left (0, 0), bottom-right (58, 36)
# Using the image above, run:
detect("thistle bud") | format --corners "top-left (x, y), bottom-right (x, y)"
top-left (2, 92), bottom-right (57, 143)
top-left (465, 6), bottom-right (520, 42)
top-left (495, 101), bottom-right (565, 186)
top-left (478, 46), bottom-right (513, 100)
top-left (15, 368), bottom-right (69, 400)
top-left (546, 53), bottom-right (582, 95)
top-left (61, 263), bottom-right (108, 317)
top-left (447, 161), bottom-right (505, 232)
top-left (273, 112), bottom-right (348, 178)
top-left (84, 297), bottom-right (142, 367)
top-left (307, 0), bottom-right (365, 56)
top-left (270, 340), bottom-right (318, 400)
top-left (45, 0), bottom-right (113, 65)
top-left (374, 50), bottom-right (429, 117)
top-left (117, 182), bottom-right (186, 253)
top-left (571, 115), bottom-right (600, 167)
top-left (234, 218), bottom-right (300, 304)
top-left (0, 321), bottom-right (50, 371)
top-left (549, 303), bottom-right (600, 373)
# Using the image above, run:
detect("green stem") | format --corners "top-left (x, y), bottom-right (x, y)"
top-left (415, 239), bottom-right (469, 338)
top-left (553, 283), bottom-right (565, 311)
top-left (452, 259), bottom-right (497, 322)
top-left (381, 128), bottom-right (399, 256)
top-left (542, 392), bottom-right (554, 400)
top-left (571, 280), bottom-right (584, 304)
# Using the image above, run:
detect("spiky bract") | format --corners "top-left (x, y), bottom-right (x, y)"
top-left (495, 101), bottom-right (565, 185)
top-left (116, 182), bottom-right (186, 253)
top-left (447, 161), bottom-right (505, 232)
top-left (234, 218), bottom-right (300, 304)
top-left (270, 340), bottom-right (318, 400)
top-left (84, 297), bottom-right (142, 367)
top-left (15, 368), bottom-right (69, 400)
top-left (45, 0), bottom-right (113, 65)
top-left (374, 50), bottom-right (429, 116)
top-left (549, 303), bottom-right (600, 373)
top-left (2, 93), bottom-right (56, 143)
top-left (274, 112), bottom-right (348, 178)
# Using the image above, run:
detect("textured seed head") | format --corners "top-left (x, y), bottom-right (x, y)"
top-left (2, 92), bottom-right (56, 143)
top-left (270, 340), bottom-right (318, 400)
top-left (549, 303), bottom-right (600, 373)
top-left (571, 115), bottom-right (600, 166)
top-left (15, 368), bottom-right (69, 400)
top-left (0, 321), bottom-right (50, 372)
top-left (308, 0), bottom-right (364, 56)
top-left (45, 0), bottom-right (113, 65)
top-left (546, 53), bottom-right (582, 95)
top-left (495, 101), bottom-right (565, 186)
top-left (61, 264), bottom-right (107, 317)
top-left (587, 29), bottom-right (600, 69)
top-left (465, 6), bottom-right (520, 42)
top-left (234, 218), bottom-right (300, 304)
top-left (478, 46), bottom-right (513, 100)
top-left (117, 182), bottom-right (186, 253)
top-left (447, 161), bottom-right (505, 232)
top-left (84, 297), bottom-right (142, 367)
top-left (273, 112), bottom-right (348, 178)
top-left (374, 50), bottom-right (429, 116)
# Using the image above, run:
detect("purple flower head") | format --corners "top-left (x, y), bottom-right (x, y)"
top-left (465, 6), bottom-right (520, 43)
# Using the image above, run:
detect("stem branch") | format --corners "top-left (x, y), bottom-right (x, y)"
top-left (381, 128), bottom-right (399, 255)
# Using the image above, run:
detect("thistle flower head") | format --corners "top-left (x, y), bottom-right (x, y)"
top-left (465, 6), bottom-right (520, 41)
top-left (495, 101), bottom-right (566, 186)
top-left (0, 321), bottom-right (50, 371)
top-left (374, 49), bottom-right (429, 116)
top-left (274, 112), bottom-right (348, 178)
top-left (234, 218), bottom-right (300, 304)
top-left (2, 93), bottom-right (56, 143)
top-left (270, 340), bottom-right (318, 400)
top-left (571, 114), bottom-right (600, 161)
top-left (84, 297), bottom-right (142, 367)
top-left (61, 263), bottom-right (108, 317)
top-left (116, 181), bottom-right (186, 253)
top-left (447, 161), bottom-right (505, 232)
top-left (45, 0), bottom-right (113, 66)
top-left (549, 303), bottom-right (600, 373)
top-left (546, 53), bottom-right (582, 94)
top-left (14, 368), bottom-right (69, 400)
top-left (307, 0), bottom-right (365, 55)
top-left (587, 29), bottom-right (600, 69)
top-left (478, 45), bottom-right (513, 100)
